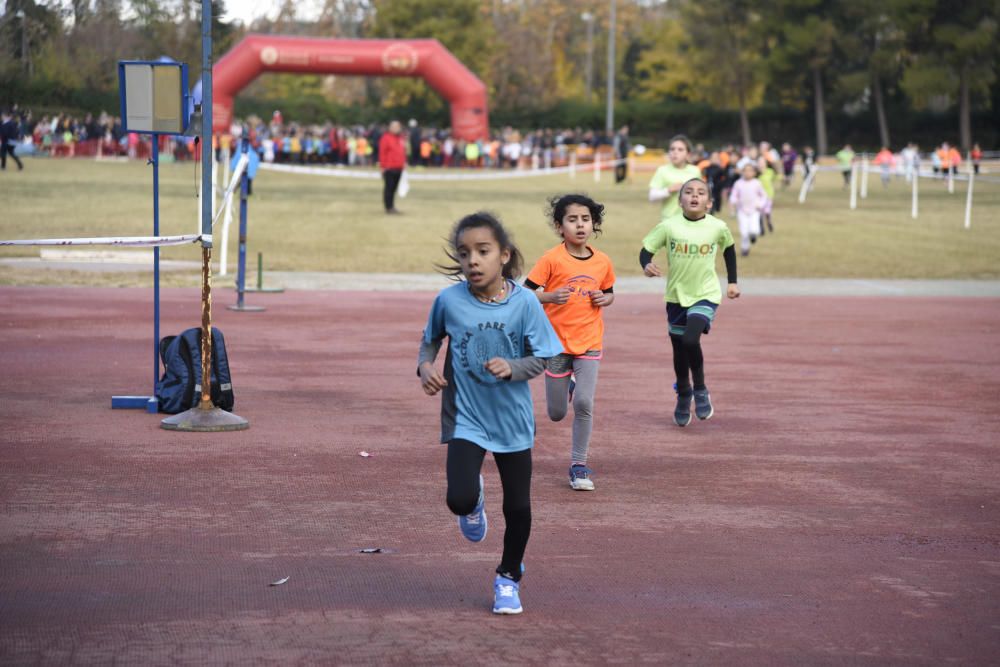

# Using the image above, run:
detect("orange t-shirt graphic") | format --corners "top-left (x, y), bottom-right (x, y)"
top-left (526, 244), bottom-right (616, 355)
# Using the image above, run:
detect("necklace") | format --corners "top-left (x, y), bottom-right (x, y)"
top-left (472, 280), bottom-right (507, 304)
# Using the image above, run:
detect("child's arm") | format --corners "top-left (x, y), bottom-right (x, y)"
top-left (525, 264), bottom-right (571, 305)
top-left (723, 244), bottom-right (740, 299)
top-left (524, 278), bottom-right (572, 305)
top-left (417, 338), bottom-right (448, 395)
top-left (640, 247), bottom-right (662, 277)
top-left (485, 297), bottom-right (563, 381)
top-left (729, 181), bottom-right (741, 214)
top-left (649, 181), bottom-right (684, 202)
top-left (485, 356), bottom-right (546, 382)
top-left (590, 287), bottom-right (614, 307)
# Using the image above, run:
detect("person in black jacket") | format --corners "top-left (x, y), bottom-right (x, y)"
top-left (1, 110), bottom-right (24, 171)
top-left (613, 125), bottom-right (630, 183)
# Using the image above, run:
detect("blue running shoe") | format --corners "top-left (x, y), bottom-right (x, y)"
top-left (568, 373), bottom-right (577, 403)
top-left (674, 387), bottom-right (693, 427)
top-left (492, 575), bottom-right (523, 614)
top-left (458, 474), bottom-right (487, 543)
top-left (569, 464), bottom-right (595, 491)
top-left (693, 388), bottom-right (714, 421)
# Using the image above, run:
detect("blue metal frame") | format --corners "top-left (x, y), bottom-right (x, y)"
top-left (112, 60), bottom-right (190, 412)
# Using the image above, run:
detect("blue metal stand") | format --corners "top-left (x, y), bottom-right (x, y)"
top-left (113, 132), bottom-right (162, 412)
top-left (228, 135), bottom-right (264, 312)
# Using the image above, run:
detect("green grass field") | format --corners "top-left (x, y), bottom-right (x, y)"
top-left (2, 157), bottom-right (998, 287)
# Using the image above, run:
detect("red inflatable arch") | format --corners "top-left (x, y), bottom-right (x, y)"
top-left (212, 34), bottom-right (489, 141)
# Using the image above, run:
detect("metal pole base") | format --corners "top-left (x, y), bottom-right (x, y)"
top-left (244, 287), bottom-right (285, 293)
top-left (161, 403), bottom-right (249, 431)
top-left (227, 304), bottom-right (266, 312)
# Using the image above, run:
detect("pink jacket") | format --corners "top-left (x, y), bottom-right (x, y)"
top-left (730, 178), bottom-right (767, 214)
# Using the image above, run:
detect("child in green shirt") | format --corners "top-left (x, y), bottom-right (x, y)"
top-left (648, 135), bottom-right (703, 222)
top-left (757, 157), bottom-right (776, 234)
top-left (639, 179), bottom-right (740, 427)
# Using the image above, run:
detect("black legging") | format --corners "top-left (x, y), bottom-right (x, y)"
top-left (670, 315), bottom-right (710, 393)
top-left (382, 168), bottom-right (401, 211)
top-left (1, 142), bottom-right (22, 170)
top-left (447, 439), bottom-right (531, 582)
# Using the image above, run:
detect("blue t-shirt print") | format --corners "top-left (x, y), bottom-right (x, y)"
top-left (422, 281), bottom-right (563, 453)
top-left (457, 320), bottom-right (518, 385)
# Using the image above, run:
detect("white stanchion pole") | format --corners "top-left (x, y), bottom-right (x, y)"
top-left (911, 168), bottom-right (919, 219)
top-left (964, 164), bottom-right (975, 229)
top-left (593, 152), bottom-right (601, 183)
top-left (219, 195), bottom-right (234, 276)
top-left (221, 146), bottom-right (230, 196)
top-left (849, 162), bottom-right (858, 210)
top-left (860, 157), bottom-right (869, 199)
top-left (798, 168), bottom-right (816, 204)
top-left (948, 164), bottom-right (955, 194)
top-left (570, 152), bottom-right (576, 180)
top-left (211, 150), bottom-right (219, 222)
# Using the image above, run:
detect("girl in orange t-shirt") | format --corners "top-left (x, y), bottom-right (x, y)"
top-left (525, 194), bottom-right (616, 491)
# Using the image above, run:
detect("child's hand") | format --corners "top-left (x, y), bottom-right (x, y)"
top-left (419, 362), bottom-right (448, 395)
top-left (545, 287), bottom-right (572, 305)
top-left (643, 262), bottom-right (663, 278)
top-left (727, 283), bottom-right (741, 299)
top-left (484, 357), bottom-right (512, 380)
top-left (590, 290), bottom-right (614, 307)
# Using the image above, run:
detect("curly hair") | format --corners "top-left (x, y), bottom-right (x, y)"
top-left (545, 193), bottom-right (606, 237)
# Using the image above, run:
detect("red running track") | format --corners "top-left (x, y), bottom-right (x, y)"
top-left (1, 287), bottom-right (998, 665)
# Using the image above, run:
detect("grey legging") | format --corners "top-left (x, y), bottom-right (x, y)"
top-left (545, 358), bottom-right (600, 465)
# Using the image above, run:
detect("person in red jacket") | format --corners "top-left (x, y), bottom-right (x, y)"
top-left (379, 120), bottom-right (407, 214)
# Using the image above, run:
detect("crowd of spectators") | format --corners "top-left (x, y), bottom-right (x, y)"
top-left (1, 106), bottom-right (622, 168)
top-left (2, 105), bottom-right (991, 181)
top-left (225, 112), bottom-right (619, 170)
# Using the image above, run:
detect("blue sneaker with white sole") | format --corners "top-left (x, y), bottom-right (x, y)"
top-left (674, 386), bottom-right (693, 427)
top-left (492, 575), bottom-right (523, 614)
top-left (569, 464), bottom-right (595, 491)
top-left (693, 388), bottom-right (714, 421)
top-left (458, 474), bottom-right (487, 543)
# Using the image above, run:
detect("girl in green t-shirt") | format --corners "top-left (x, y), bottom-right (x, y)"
top-left (648, 134), bottom-right (703, 221)
top-left (640, 179), bottom-right (741, 427)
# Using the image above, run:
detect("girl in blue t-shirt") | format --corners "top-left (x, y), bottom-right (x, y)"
top-left (418, 212), bottom-right (562, 615)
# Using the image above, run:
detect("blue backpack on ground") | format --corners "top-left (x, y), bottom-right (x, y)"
top-left (156, 327), bottom-right (235, 414)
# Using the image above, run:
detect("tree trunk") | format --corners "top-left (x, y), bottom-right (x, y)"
top-left (873, 71), bottom-right (890, 148)
top-left (959, 64), bottom-right (971, 151)
top-left (813, 66), bottom-right (828, 156)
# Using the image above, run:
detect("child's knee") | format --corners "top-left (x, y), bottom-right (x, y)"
top-left (548, 403), bottom-right (568, 422)
top-left (446, 490), bottom-right (478, 516)
top-left (572, 394), bottom-right (594, 417)
top-left (502, 501), bottom-right (531, 523)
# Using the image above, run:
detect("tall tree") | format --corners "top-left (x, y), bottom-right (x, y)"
top-left (899, 0), bottom-right (999, 150)
top-left (836, 2), bottom-right (909, 148)
top-left (636, 0), bottom-right (766, 146)
top-left (762, 0), bottom-right (836, 155)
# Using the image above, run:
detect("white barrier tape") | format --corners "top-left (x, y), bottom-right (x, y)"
top-left (0, 234), bottom-right (202, 247)
top-left (212, 153), bottom-right (249, 227)
top-left (259, 158), bottom-right (626, 182)
top-left (803, 164), bottom-right (999, 185)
